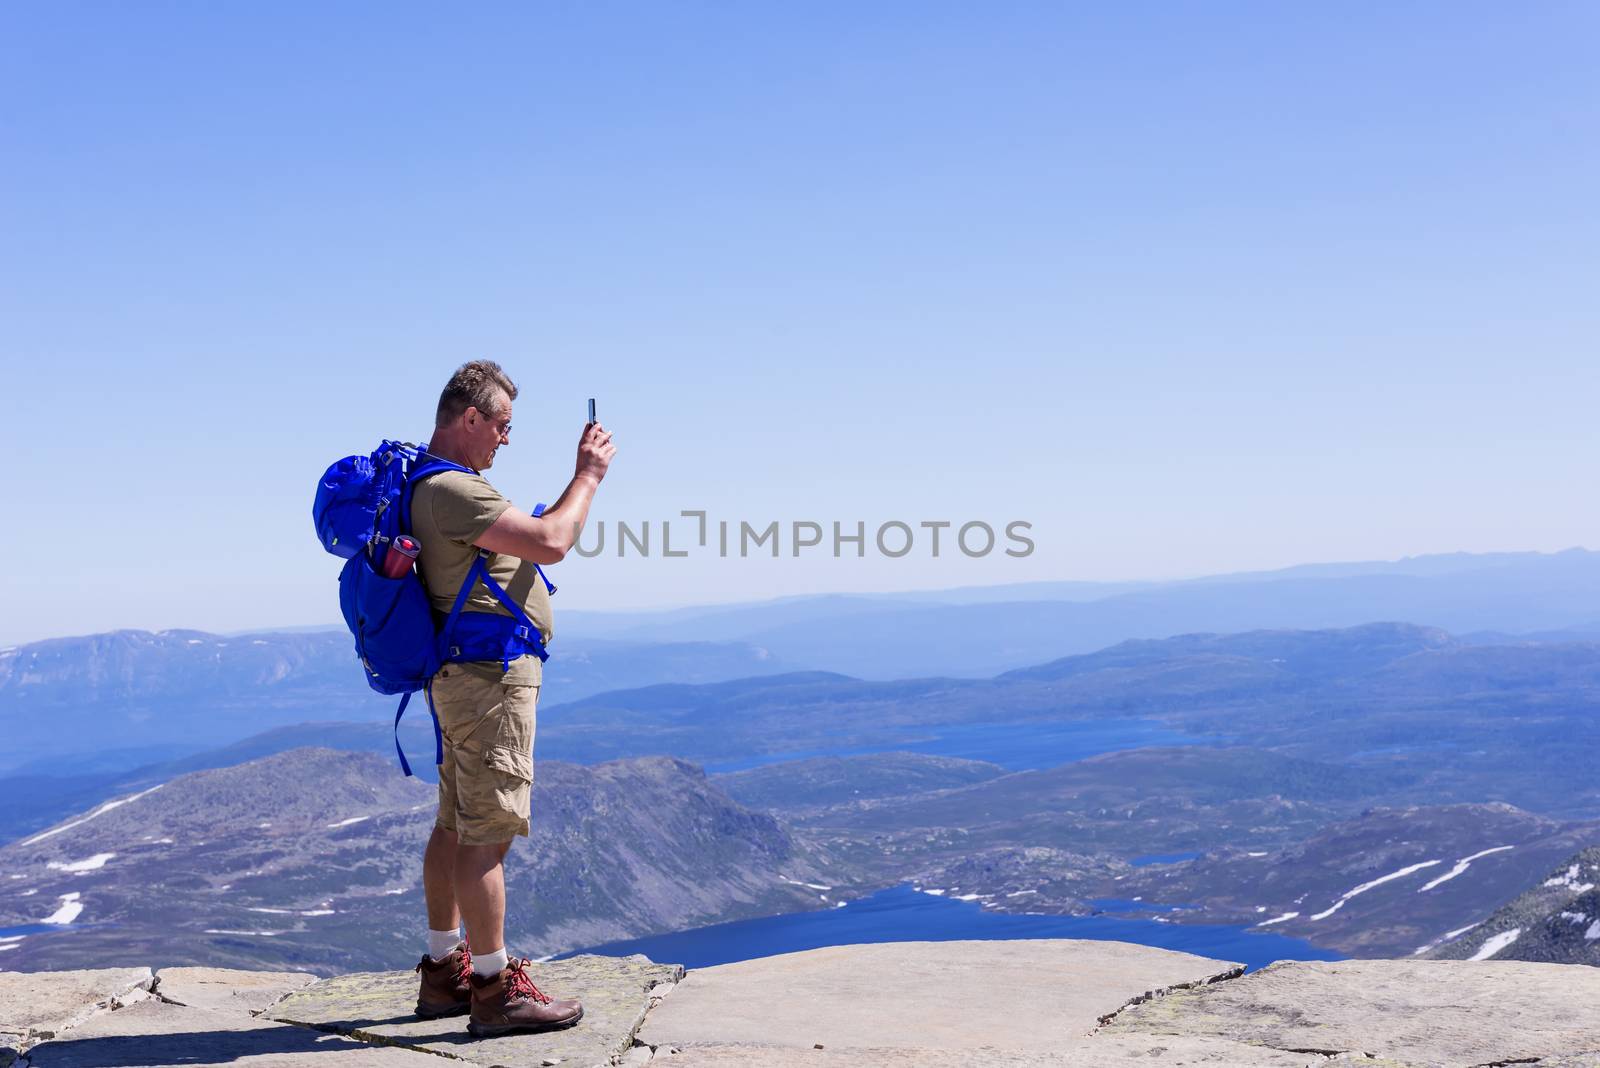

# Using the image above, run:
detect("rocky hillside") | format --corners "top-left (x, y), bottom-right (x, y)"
top-left (0, 748), bottom-right (834, 974)
top-left (1424, 846), bottom-right (1600, 965)
top-left (724, 748), bottom-right (1600, 961)
top-left (1108, 801), bottom-right (1600, 958)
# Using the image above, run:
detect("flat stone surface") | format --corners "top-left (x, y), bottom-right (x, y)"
top-left (155, 967), bottom-right (317, 1016)
top-left (267, 954), bottom-right (681, 1068)
top-left (26, 999), bottom-right (442, 1067)
top-left (1102, 958), bottom-right (1600, 1066)
top-left (0, 968), bottom-right (153, 1041)
top-left (652, 1035), bottom-right (1327, 1065)
top-left (636, 939), bottom-right (1242, 1053)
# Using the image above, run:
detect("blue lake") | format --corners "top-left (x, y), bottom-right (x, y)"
top-left (1089, 898), bottom-right (1195, 913)
top-left (0, 924), bottom-right (59, 938)
top-left (704, 718), bottom-right (1225, 774)
top-left (563, 883), bottom-right (1342, 974)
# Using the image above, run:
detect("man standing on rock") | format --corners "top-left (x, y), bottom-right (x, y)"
top-left (409, 360), bottom-right (615, 1036)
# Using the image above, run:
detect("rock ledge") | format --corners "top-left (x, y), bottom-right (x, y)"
top-left (4, 940), bottom-right (1600, 1067)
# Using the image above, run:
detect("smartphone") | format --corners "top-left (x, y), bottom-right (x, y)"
top-left (588, 398), bottom-right (597, 424)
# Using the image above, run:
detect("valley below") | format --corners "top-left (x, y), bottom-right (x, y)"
top-left (4, 605), bottom-right (1600, 975)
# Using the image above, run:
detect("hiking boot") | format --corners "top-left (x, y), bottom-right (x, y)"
top-left (414, 940), bottom-right (473, 1018)
top-left (468, 957), bottom-right (584, 1037)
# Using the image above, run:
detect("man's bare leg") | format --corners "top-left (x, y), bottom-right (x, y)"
top-left (423, 825), bottom-right (462, 933)
top-left (456, 839), bottom-right (514, 966)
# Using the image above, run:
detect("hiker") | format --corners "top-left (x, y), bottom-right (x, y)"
top-left (409, 360), bottom-right (615, 1036)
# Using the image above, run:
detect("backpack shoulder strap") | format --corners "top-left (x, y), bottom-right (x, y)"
top-left (399, 457), bottom-right (475, 533)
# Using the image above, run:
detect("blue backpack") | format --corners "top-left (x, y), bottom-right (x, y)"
top-left (312, 440), bottom-right (556, 775)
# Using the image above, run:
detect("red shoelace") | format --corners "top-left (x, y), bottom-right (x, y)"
top-left (506, 958), bottom-right (553, 1004)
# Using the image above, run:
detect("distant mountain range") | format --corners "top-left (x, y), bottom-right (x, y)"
top-left (6, 547), bottom-right (1598, 776)
top-left (534, 621), bottom-right (1600, 818)
top-left (556, 547), bottom-right (1600, 677)
top-left (0, 628), bottom-right (792, 773)
top-left (0, 748), bottom-right (833, 975)
top-left (9, 620), bottom-right (1600, 844)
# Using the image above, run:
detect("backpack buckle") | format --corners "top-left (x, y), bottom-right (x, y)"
top-left (513, 624), bottom-right (531, 643)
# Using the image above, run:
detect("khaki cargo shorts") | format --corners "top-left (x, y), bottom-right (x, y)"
top-left (429, 665), bottom-right (538, 846)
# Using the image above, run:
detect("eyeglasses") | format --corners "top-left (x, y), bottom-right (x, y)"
top-left (473, 408), bottom-right (512, 438)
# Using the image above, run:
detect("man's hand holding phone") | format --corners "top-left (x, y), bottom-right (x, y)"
top-left (474, 400), bottom-right (614, 563)
top-left (577, 419), bottom-right (614, 485)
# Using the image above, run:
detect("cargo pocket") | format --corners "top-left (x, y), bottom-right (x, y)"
top-left (491, 684), bottom-right (537, 757)
top-left (483, 743), bottom-right (533, 785)
top-left (479, 683), bottom-right (536, 825)
top-left (483, 743), bottom-right (533, 827)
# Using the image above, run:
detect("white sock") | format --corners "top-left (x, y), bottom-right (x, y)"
top-left (472, 946), bottom-right (508, 978)
top-left (427, 928), bottom-right (462, 960)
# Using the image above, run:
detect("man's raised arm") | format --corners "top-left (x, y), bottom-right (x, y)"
top-left (474, 422), bottom-right (615, 564)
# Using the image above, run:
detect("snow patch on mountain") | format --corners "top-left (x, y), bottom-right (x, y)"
top-left (19, 784), bottom-right (165, 847)
top-left (1417, 846), bottom-right (1515, 893)
top-left (1543, 863), bottom-right (1596, 894)
top-left (1468, 928), bottom-right (1521, 961)
top-left (1309, 860), bottom-right (1442, 921)
top-left (44, 892), bottom-right (83, 925)
top-left (779, 876), bottom-right (832, 890)
top-left (1413, 920), bottom-right (1484, 956)
top-left (46, 853), bottom-right (116, 874)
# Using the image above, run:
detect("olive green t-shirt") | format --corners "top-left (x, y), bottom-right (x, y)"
top-left (409, 469), bottom-right (553, 684)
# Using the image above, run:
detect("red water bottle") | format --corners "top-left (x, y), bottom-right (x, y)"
top-left (380, 535), bottom-right (421, 578)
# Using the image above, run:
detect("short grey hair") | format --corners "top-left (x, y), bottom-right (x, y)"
top-left (436, 360), bottom-right (518, 428)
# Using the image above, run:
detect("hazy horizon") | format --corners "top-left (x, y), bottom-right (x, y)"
top-left (5, 543), bottom-right (1593, 648)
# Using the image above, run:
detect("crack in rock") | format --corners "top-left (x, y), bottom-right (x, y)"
top-left (281, 1020), bottom-right (471, 1060)
top-left (1283, 1047), bottom-right (1365, 1058)
top-left (1089, 963), bottom-right (1247, 1034)
top-left (13, 970), bottom-right (156, 1055)
top-left (146, 975), bottom-right (182, 1008)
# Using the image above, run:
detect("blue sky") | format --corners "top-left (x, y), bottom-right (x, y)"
top-left (2, 2), bottom-right (1596, 644)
